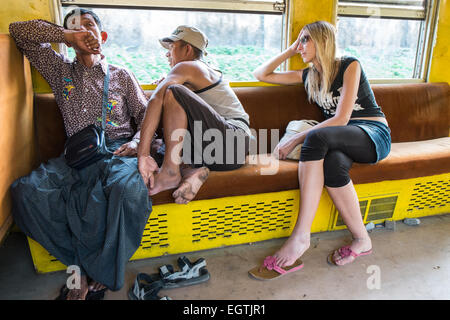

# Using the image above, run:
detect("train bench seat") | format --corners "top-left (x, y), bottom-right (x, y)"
top-left (28, 82), bottom-right (450, 273)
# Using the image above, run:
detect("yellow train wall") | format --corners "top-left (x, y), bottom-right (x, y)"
top-left (28, 173), bottom-right (450, 273)
top-left (1, 0), bottom-right (449, 90)
top-left (1, 0), bottom-right (449, 270)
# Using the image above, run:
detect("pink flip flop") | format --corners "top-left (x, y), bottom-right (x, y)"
top-left (327, 245), bottom-right (372, 266)
top-left (248, 256), bottom-right (304, 280)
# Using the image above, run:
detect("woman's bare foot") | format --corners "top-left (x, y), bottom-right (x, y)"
top-left (67, 275), bottom-right (89, 300)
top-left (272, 234), bottom-right (310, 267)
top-left (172, 166), bottom-right (210, 204)
top-left (148, 167), bottom-right (182, 196)
top-left (332, 237), bottom-right (372, 266)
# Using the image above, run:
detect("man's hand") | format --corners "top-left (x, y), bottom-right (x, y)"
top-left (64, 30), bottom-right (101, 54)
top-left (113, 141), bottom-right (139, 157)
top-left (138, 155), bottom-right (159, 189)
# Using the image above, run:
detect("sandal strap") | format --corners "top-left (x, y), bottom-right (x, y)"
top-left (177, 256), bottom-right (193, 274)
top-left (337, 245), bottom-right (371, 259)
top-left (263, 256), bottom-right (286, 275)
top-left (133, 277), bottom-right (164, 300)
top-left (159, 264), bottom-right (174, 279)
top-left (159, 256), bottom-right (207, 281)
top-left (338, 245), bottom-right (356, 258)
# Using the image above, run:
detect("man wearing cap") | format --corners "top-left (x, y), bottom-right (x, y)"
top-left (138, 25), bottom-right (251, 203)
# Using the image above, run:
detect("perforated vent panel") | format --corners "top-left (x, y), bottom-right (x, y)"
top-left (367, 196), bottom-right (398, 221)
top-left (140, 211), bottom-right (169, 250)
top-left (407, 180), bottom-right (450, 212)
top-left (191, 198), bottom-right (295, 243)
top-left (336, 200), bottom-right (368, 227)
top-left (335, 196), bottom-right (398, 228)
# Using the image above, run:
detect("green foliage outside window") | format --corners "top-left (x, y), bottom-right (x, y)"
top-left (68, 45), bottom-right (279, 83)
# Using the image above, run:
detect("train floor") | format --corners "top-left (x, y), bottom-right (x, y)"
top-left (0, 214), bottom-right (449, 300)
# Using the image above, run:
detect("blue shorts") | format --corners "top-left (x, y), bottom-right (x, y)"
top-left (348, 119), bottom-right (391, 163)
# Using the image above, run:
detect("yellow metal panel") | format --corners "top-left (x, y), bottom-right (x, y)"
top-left (288, 0), bottom-right (338, 71)
top-left (0, 34), bottom-right (36, 243)
top-left (429, 0), bottom-right (450, 84)
top-left (132, 190), bottom-right (301, 259)
top-left (1, 0), bottom-right (55, 93)
top-left (0, 0), bottom-right (53, 33)
top-left (27, 172), bottom-right (449, 273)
top-left (27, 188), bottom-right (333, 273)
top-left (331, 174), bottom-right (450, 230)
top-left (27, 238), bottom-right (66, 273)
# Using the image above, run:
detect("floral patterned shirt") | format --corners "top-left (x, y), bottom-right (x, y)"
top-left (9, 19), bottom-right (148, 139)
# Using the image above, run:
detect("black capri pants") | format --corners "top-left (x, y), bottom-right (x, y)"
top-left (300, 125), bottom-right (377, 188)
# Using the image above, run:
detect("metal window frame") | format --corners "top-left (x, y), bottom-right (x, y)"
top-left (338, 2), bottom-right (425, 19)
top-left (341, 1), bottom-right (425, 7)
top-left (56, 0), bottom-right (289, 85)
top-left (59, 0), bottom-right (286, 13)
top-left (337, 0), bottom-right (439, 82)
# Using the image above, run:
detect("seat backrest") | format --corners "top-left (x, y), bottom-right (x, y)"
top-left (33, 82), bottom-right (450, 163)
top-left (233, 83), bottom-right (450, 144)
top-left (371, 83), bottom-right (450, 142)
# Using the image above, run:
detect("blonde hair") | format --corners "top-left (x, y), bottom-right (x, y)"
top-left (302, 21), bottom-right (340, 105)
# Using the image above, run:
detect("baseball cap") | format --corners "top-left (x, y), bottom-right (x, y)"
top-left (159, 25), bottom-right (208, 55)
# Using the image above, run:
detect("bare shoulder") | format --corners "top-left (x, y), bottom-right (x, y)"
top-left (173, 60), bottom-right (219, 89)
top-left (343, 60), bottom-right (361, 83)
top-left (169, 61), bottom-right (199, 75)
top-left (344, 60), bottom-right (361, 74)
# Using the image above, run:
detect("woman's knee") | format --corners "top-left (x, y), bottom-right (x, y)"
top-left (323, 150), bottom-right (353, 188)
top-left (299, 129), bottom-right (329, 161)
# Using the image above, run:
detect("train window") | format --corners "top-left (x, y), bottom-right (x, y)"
top-left (60, 1), bottom-right (286, 84)
top-left (337, 0), bottom-right (437, 80)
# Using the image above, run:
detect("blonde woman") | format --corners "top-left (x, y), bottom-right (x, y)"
top-left (251, 21), bottom-right (391, 276)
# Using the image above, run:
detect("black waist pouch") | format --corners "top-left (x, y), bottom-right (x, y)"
top-left (64, 124), bottom-right (110, 170)
top-left (64, 65), bottom-right (111, 170)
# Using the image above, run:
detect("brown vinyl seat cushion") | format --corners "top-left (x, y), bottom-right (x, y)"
top-left (151, 137), bottom-right (450, 204)
top-left (33, 83), bottom-right (450, 205)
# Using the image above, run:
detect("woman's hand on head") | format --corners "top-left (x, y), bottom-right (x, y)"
top-left (287, 34), bottom-right (302, 56)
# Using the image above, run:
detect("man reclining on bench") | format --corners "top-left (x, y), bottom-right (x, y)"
top-left (138, 25), bottom-right (252, 203)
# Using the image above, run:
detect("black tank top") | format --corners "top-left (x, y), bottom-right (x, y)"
top-left (302, 56), bottom-right (385, 119)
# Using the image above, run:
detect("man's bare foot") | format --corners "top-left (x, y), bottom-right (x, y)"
top-left (272, 234), bottom-right (310, 267)
top-left (67, 275), bottom-right (89, 300)
top-left (172, 167), bottom-right (210, 204)
top-left (332, 237), bottom-right (372, 266)
top-left (148, 167), bottom-right (182, 196)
